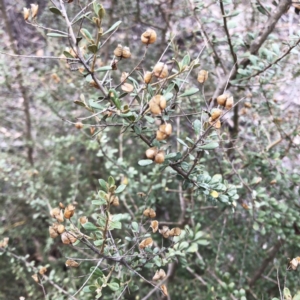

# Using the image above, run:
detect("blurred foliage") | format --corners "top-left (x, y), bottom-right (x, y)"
top-left (0, 0), bottom-right (300, 300)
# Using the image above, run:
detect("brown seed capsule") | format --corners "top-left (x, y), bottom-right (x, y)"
top-left (159, 226), bottom-right (170, 238)
top-left (65, 259), bottom-right (79, 268)
top-left (0, 237), bottom-right (9, 248)
top-left (150, 220), bottom-right (159, 233)
top-left (32, 274), bottom-right (39, 283)
top-left (120, 72), bottom-right (128, 82)
top-left (75, 122), bottom-right (83, 129)
top-left (149, 102), bottom-right (162, 115)
top-left (23, 8), bottom-right (30, 21)
top-left (145, 147), bottom-right (158, 160)
top-left (153, 62), bottom-right (168, 79)
top-left (225, 96), bottom-right (234, 109)
top-left (161, 285), bottom-right (168, 296)
top-left (141, 29), bottom-right (157, 44)
top-left (49, 226), bottom-right (58, 239)
top-left (154, 151), bottom-right (165, 164)
top-left (121, 83), bottom-right (134, 93)
top-left (156, 130), bottom-right (168, 141)
top-left (79, 216), bottom-right (88, 225)
top-left (113, 44), bottom-right (123, 57)
top-left (122, 47), bottom-right (131, 59)
top-left (143, 208), bottom-right (156, 218)
top-left (139, 237), bottom-right (153, 249)
top-left (210, 108), bottom-right (222, 121)
top-left (169, 227), bottom-right (181, 237)
top-left (111, 196), bottom-right (120, 206)
top-left (61, 232), bottom-right (77, 244)
top-left (159, 97), bottom-right (167, 110)
top-left (153, 268), bottom-right (167, 280)
top-left (162, 123), bottom-right (172, 136)
top-left (197, 70), bottom-right (208, 83)
top-left (217, 94), bottom-right (228, 106)
top-left (64, 204), bottom-right (75, 219)
top-left (209, 117), bottom-right (221, 129)
top-left (244, 102), bottom-right (252, 108)
top-left (57, 224), bottom-right (65, 234)
top-left (30, 4), bottom-right (39, 18)
top-left (144, 71), bottom-right (153, 84)
top-left (39, 266), bottom-right (47, 275)
top-left (59, 202), bottom-right (65, 209)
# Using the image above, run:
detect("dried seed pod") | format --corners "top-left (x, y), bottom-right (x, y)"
top-left (79, 216), bottom-right (88, 225)
top-left (244, 102), bottom-right (252, 108)
top-left (159, 123), bottom-right (172, 136)
top-left (159, 226), bottom-right (170, 238)
top-left (120, 72), bottom-right (128, 82)
top-left (61, 232), bottom-right (77, 244)
top-left (209, 117), bottom-right (221, 129)
top-left (156, 130), bottom-right (167, 141)
top-left (159, 97), bottom-right (167, 110)
top-left (65, 259), bottom-right (79, 268)
top-left (270, 179), bottom-right (277, 185)
top-left (225, 96), bottom-right (234, 109)
top-left (121, 83), bottom-right (134, 93)
top-left (23, 8), bottom-right (30, 21)
top-left (0, 237), bottom-right (9, 248)
top-left (150, 220), bottom-right (159, 233)
top-left (32, 274), bottom-right (39, 283)
top-left (64, 204), bottom-right (75, 219)
top-left (154, 151), bottom-right (165, 164)
top-left (122, 47), bottom-right (131, 59)
top-left (50, 207), bottom-right (60, 218)
top-left (153, 62), bottom-right (168, 79)
top-left (57, 224), bottom-right (65, 234)
top-left (145, 147), bottom-right (158, 160)
top-left (113, 44), bottom-right (123, 57)
top-left (149, 102), bottom-right (162, 115)
top-left (158, 269), bottom-right (166, 279)
top-left (152, 270), bottom-right (161, 281)
top-left (139, 237), bottom-right (153, 249)
top-left (289, 258), bottom-right (299, 270)
top-left (141, 29), bottom-right (157, 44)
top-left (144, 71), bottom-right (153, 84)
top-left (39, 266), bottom-right (47, 275)
top-left (161, 285), bottom-right (168, 296)
top-left (210, 108), bottom-right (222, 121)
top-left (169, 227), bottom-right (181, 237)
top-left (143, 208), bottom-right (156, 218)
top-left (217, 94), bottom-right (228, 106)
top-left (59, 202), bottom-right (65, 209)
top-left (75, 122), bottom-right (83, 129)
top-left (197, 70), bottom-right (208, 83)
top-left (111, 196), bottom-right (120, 206)
top-left (49, 226), bottom-right (58, 239)
top-left (30, 4), bottom-right (39, 18)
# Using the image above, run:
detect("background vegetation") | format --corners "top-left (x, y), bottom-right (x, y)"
top-left (0, 0), bottom-right (300, 299)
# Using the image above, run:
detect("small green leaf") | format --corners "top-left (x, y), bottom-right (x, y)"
top-left (103, 20), bottom-right (122, 35)
top-left (131, 222), bottom-right (139, 232)
top-left (115, 184), bottom-right (126, 194)
top-left (187, 243), bottom-right (198, 253)
top-left (179, 88), bottom-right (199, 97)
top-left (47, 33), bottom-right (68, 38)
top-left (80, 28), bottom-right (94, 43)
top-left (198, 142), bottom-right (219, 150)
top-left (193, 119), bottom-right (201, 136)
top-left (49, 7), bottom-right (62, 15)
top-left (181, 54), bottom-right (190, 68)
top-left (138, 159), bottom-right (153, 166)
top-left (95, 66), bottom-right (112, 72)
top-left (98, 179), bottom-right (108, 192)
top-left (92, 199), bottom-right (106, 206)
top-left (108, 282), bottom-right (120, 292)
top-left (177, 138), bottom-right (189, 148)
top-left (108, 176), bottom-right (115, 187)
top-left (197, 239), bottom-right (210, 246)
top-left (82, 222), bottom-right (98, 231)
top-left (88, 44), bottom-right (98, 53)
